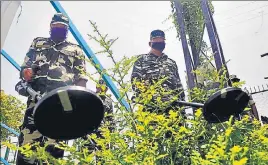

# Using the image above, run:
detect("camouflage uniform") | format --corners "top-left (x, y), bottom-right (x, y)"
top-left (131, 53), bottom-right (185, 164)
top-left (228, 75), bottom-right (256, 121)
top-left (261, 116), bottom-right (268, 124)
top-left (99, 95), bottom-right (114, 131)
top-left (131, 53), bottom-right (185, 114)
top-left (130, 30), bottom-right (185, 164)
top-left (82, 82), bottom-right (115, 155)
top-left (15, 14), bottom-right (87, 165)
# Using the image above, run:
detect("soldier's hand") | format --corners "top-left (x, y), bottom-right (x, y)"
top-left (22, 68), bottom-right (33, 82)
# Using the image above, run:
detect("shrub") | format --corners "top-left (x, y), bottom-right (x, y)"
top-left (0, 90), bottom-right (26, 141)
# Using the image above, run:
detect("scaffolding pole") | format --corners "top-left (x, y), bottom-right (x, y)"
top-left (174, 0), bottom-right (195, 90)
top-left (50, 1), bottom-right (130, 110)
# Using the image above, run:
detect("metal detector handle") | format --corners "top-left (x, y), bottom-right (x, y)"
top-left (260, 53), bottom-right (268, 58)
top-left (175, 100), bottom-right (204, 108)
top-left (20, 81), bottom-right (42, 101)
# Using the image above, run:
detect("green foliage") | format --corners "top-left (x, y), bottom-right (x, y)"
top-left (169, 0), bottom-right (214, 50)
top-left (0, 90), bottom-right (26, 140)
top-left (2, 19), bottom-right (268, 165)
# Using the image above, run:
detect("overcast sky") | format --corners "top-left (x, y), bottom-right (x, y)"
top-left (1, 1), bottom-right (268, 117)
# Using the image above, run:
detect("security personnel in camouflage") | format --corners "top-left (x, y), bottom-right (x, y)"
top-left (96, 79), bottom-right (114, 131)
top-left (131, 30), bottom-right (185, 114)
top-left (15, 13), bottom-right (88, 165)
top-left (81, 79), bottom-right (114, 157)
top-left (228, 75), bottom-right (258, 121)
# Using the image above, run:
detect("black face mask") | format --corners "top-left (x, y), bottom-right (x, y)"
top-left (50, 27), bottom-right (68, 42)
top-left (151, 42), bottom-right (166, 52)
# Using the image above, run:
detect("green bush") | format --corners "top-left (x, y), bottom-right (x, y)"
top-left (0, 90), bottom-right (26, 141)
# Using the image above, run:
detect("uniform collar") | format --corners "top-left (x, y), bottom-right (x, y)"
top-left (147, 53), bottom-right (168, 59)
top-left (49, 38), bottom-right (67, 46)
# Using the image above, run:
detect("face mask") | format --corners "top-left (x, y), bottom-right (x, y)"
top-left (50, 27), bottom-right (68, 42)
top-left (151, 42), bottom-right (166, 52)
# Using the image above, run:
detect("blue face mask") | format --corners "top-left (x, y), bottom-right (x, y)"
top-left (151, 42), bottom-right (166, 52)
top-left (50, 27), bottom-right (68, 42)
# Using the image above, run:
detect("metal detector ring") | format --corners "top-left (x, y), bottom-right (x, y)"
top-left (33, 86), bottom-right (105, 140)
top-left (202, 87), bottom-right (250, 123)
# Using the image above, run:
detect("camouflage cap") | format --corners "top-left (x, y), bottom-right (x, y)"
top-left (150, 29), bottom-right (165, 40)
top-left (51, 13), bottom-right (69, 26)
top-left (99, 79), bottom-right (105, 85)
top-left (229, 75), bottom-right (240, 82)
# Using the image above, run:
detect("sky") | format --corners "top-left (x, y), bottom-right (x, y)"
top-left (1, 1), bottom-right (268, 116)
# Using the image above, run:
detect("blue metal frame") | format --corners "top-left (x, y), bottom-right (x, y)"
top-left (0, 157), bottom-right (9, 165)
top-left (50, 1), bottom-right (130, 110)
top-left (1, 49), bottom-right (21, 71)
top-left (1, 123), bottom-right (20, 137)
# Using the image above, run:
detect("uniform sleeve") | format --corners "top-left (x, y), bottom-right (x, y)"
top-left (20, 39), bottom-right (38, 79)
top-left (173, 62), bottom-right (185, 100)
top-left (15, 81), bottom-right (29, 97)
top-left (130, 56), bottom-right (144, 95)
top-left (73, 46), bottom-right (88, 83)
top-left (104, 99), bottom-right (115, 132)
top-left (16, 39), bottom-right (38, 96)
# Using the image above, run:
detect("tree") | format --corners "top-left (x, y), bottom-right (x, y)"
top-left (0, 90), bottom-right (26, 141)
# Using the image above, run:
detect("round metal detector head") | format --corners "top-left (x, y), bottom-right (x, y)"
top-left (33, 86), bottom-right (104, 140)
top-left (203, 87), bottom-right (250, 123)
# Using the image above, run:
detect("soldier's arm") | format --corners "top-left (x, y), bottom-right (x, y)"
top-left (130, 56), bottom-right (144, 95)
top-left (15, 38), bottom-right (38, 96)
top-left (73, 46), bottom-right (88, 87)
top-left (173, 62), bottom-right (185, 100)
top-left (20, 38), bottom-right (39, 79)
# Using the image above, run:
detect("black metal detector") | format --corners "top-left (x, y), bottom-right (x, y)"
top-left (174, 87), bottom-right (250, 123)
top-left (20, 82), bottom-right (104, 141)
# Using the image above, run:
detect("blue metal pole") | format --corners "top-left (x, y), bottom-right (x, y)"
top-left (1, 49), bottom-right (21, 71)
top-left (200, 0), bottom-right (223, 71)
top-left (1, 123), bottom-right (20, 137)
top-left (4, 140), bottom-right (11, 161)
top-left (49, 1), bottom-right (130, 110)
top-left (174, 1), bottom-right (195, 90)
top-left (0, 157), bottom-right (10, 165)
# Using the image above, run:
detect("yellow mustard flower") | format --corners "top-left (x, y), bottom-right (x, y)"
top-left (137, 125), bottom-right (145, 132)
top-left (179, 126), bottom-right (188, 133)
top-left (233, 157), bottom-right (248, 165)
top-left (169, 110), bottom-right (178, 119)
top-left (124, 153), bottom-right (136, 163)
top-left (216, 147), bottom-right (225, 157)
top-left (225, 127), bottom-right (233, 137)
top-left (195, 108), bottom-right (202, 118)
top-left (231, 145), bottom-right (242, 154)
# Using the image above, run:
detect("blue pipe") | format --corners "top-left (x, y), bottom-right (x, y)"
top-left (1, 123), bottom-right (20, 137)
top-left (1, 49), bottom-right (21, 71)
top-left (50, 1), bottom-right (130, 110)
top-left (1, 157), bottom-right (10, 165)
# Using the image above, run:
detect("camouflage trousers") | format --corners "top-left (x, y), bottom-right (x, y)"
top-left (16, 102), bottom-right (65, 165)
top-left (80, 130), bottom-right (109, 164)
